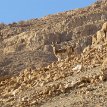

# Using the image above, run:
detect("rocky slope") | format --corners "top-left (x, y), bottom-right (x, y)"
top-left (1, 24), bottom-right (107, 106)
top-left (1, 0), bottom-right (107, 107)
top-left (0, 0), bottom-right (107, 76)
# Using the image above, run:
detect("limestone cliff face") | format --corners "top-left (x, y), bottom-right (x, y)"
top-left (0, 0), bottom-right (107, 76)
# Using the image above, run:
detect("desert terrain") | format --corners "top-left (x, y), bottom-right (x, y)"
top-left (0, 0), bottom-right (107, 107)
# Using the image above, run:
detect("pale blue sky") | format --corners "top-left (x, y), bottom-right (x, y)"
top-left (0, 0), bottom-right (96, 23)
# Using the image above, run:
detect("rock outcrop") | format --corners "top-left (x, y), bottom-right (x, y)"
top-left (1, 0), bottom-right (107, 107)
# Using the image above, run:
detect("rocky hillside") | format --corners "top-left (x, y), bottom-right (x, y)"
top-left (0, 0), bottom-right (107, 76)
top-left (1, 0), bottom-right (107, 107)
top-left (1, 21), bottom-right (107, 106)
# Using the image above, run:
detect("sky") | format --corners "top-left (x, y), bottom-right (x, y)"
top-left (0, 0), bottom-right (96, 24)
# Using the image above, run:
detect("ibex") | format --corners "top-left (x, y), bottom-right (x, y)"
top-left (51, 42), bottom-right (74, 61)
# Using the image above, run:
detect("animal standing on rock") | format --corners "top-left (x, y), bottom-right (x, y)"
top-left (51, 42), bottom-right (74, 61)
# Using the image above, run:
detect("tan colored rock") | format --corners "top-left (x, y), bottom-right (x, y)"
top-left (53, 74), bottom-right (59, 81)
top-left (58, 83), bottom-right (65, 93)
top-left (11, 86), bottom-right (21, 96)
top-left (99, 75), bottom-right (105, 81)
top-left (83, 45), bottom-right (91, 53)
top-left (46, 73), bottom-right (51, 80)
top-left (72, 64), bottom-right (83, 72)
top-left (92, 34), bottom-right (97, 45)
top-left (101, 58), bottom-right (107, 71)
top-left (101, 70), bottom-right (107, 81)
top-left (96, 30), bottom-right (105, 44)
top-left (57, 62), bottom-right (64, 67)
top-left (3, 46), bottom-right (16, 54)
top-left (101, 22), bottom-right (107, 33)
top-left (94, 44), bottom-right (103, 52)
